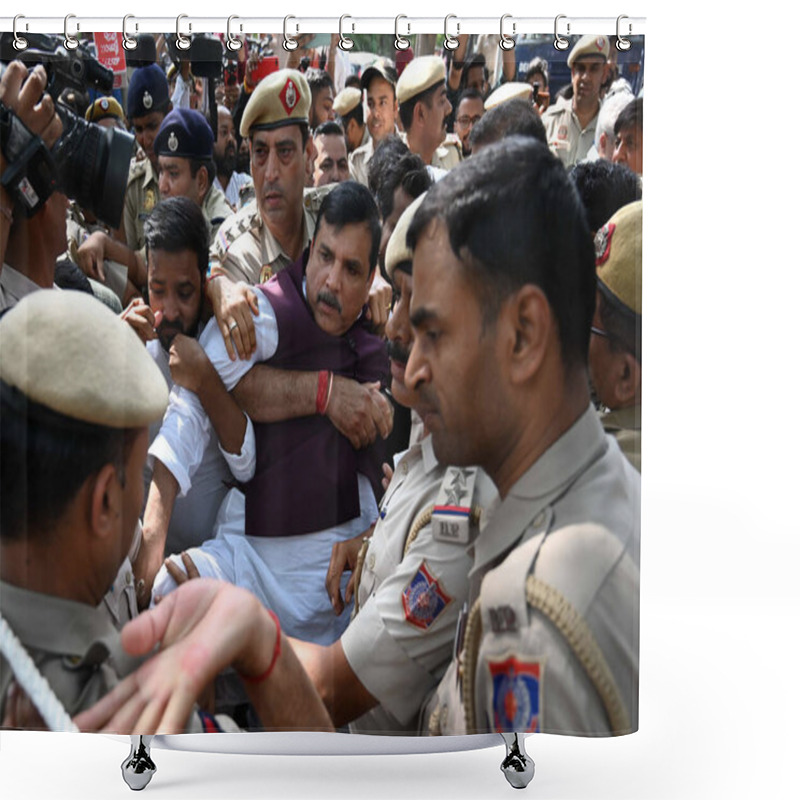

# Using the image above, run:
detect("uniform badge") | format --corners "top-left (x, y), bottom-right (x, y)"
top-left (100, 98), bottom-right (109, 110)
top-left (260, 264), bottom-right (273, 283)
top-left (433, 467), bottom-right (478, 545)
top-left (280, 79), bottom-right (299, 115)
top-left (402, 561), bottom-right (452, 630)
top-left (595, 37), bottom-right (606, 51)
top-left (594, 222), bottom-right (616, 266)
top-left (488, 657), bottom-right (542, 732)
top-left (143, 90), bottom-right (153, 110)
top-left (557, 125), bottom-right (568, 140)
top-left (168, 131), bottom-right (179, 152)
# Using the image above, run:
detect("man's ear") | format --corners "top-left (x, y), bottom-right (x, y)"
top-left (506, 285), bottom-right (552, 385)
top-left (613, 352), bottom-right (641, 407)
top-left (305, 133), bottom-right (316, 164)
top-left (196, 164), bottom-right (209, 199)
top-left (88, 463), bottom-right (121, 542)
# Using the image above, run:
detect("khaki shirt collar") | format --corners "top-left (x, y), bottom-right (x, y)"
top-left (0, 580), bottom-right (137, 670)
top-left (260, 206), bottom-right (315, 268)
top-left (471, 403), bottom-right (608, 575)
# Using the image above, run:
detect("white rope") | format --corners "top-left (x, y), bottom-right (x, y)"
top-left (0, 612), bottom-right (79, 732)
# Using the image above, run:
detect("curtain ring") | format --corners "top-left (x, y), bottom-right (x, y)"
top-left (176, 14), bottom-right (191, 51)
top-left (616, 15), bottom-right (632, 51)
top-left (12, 15), bottom-right (28, 51)
top-left (226, 15), bottom-right (243, 52)
top-left (64, 14), bottom-right (79, 51)
top-left (443, 14), bottom-right (459, 51)
top-left (394, 15), bottom-right (410, 50)
top-left (283, 15), bottom-right (298, 51)
top-left (554, 14), bottom-right (570, 51)
top-left (122, 15), bottom-right (138, 51)
top-left (499, 14), bottom-right (516, 51)
top-left (339, 15), bottom-right (355, 51)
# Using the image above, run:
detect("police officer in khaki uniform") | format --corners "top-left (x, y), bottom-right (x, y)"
top-left (0, 290), bottom-right (168, 722)
top-left (349, 62), bottom-right (398, 187)
top-left (396, 139), bottom-right (640, 740)
top-left (153, 107), bottom-right (233, 240)
top-left (294, 195), bottom-right (498, 734)
top-left (207, 69), bottom-right (318, 287)
top-left (589, 201), bottom-right (642, 471)
top-left (542, 34), bottom-right (610, 167)
top-left (333, 86), bottom-right (368, 155)
top-left (484, 81), bottom-right (534, 112)
top-left (396, 56), bottom-right (461, 171)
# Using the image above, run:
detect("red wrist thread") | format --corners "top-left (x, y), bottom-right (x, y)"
top-left (240, 609), bottom-right (282, 684)
top-left (316, 370), bottom-right (330, 414)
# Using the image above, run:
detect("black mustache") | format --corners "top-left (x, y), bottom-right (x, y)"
top-left (317, 290), bottom-right (342, 313)
top-left (387, 339), bottom-right (409, 365)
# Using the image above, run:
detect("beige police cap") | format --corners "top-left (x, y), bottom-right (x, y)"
top-left (484, 82), bottom-right (533, 111)
top-left (567, 34), bottom-right (610, 68)
top-left (386, 192), bottom-right (427, 282)
top-left (595, 200), bottom-right (642, 317)
top-left (85, 96), bottom-right (125, 124)
top-left (0, 291), bottom-right (168, 428)
top-left (333, 87), bottom-right (362, 117)
top-left (240, 69), bottom-right (311, 138)
top-left (396, 56), bottom-right (446, 105)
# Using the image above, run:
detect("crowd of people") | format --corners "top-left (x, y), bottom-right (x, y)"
top-left (0, 30), bottom-right (643, 740)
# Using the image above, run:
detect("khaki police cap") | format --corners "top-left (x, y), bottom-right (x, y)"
top-left (333, 87), bottom-right (362, 117)
top-left (361, 61), bottom-right (398, 92)
top-left (595, 200), bottom-right (642, 317)
top-left (240, 69), bottom-right (311, 138)
top-left (85, 96), bottom-right (125, 125)
top-left (484, 82), bottom-right (533, 111)
top-left (0, 291), bottom-right (169, 428)
top-left (567, 35), bottom-right (610, 68)
top-left (386, 192), bottom-right (427, 282)
top-left (396, 56), bottom-right (446, 105)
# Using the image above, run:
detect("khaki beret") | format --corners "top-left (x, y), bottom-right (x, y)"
top-left (240, 69), bottom-right (311, 138)
top-left (595, 200), bottom-right (642, 317)
top-left (397, 56), bottom-right (446, 105)
top-left (333, 87), bottom-right (362, 117)
top-left (484, 82), bottom-right (533, 111)
top-left (85, 96), bottom-right (125, 125)
top-left (386, 192), bottom-right (427, 282)
top-left (0, 291), bottom-right (169, 428)
top-left (567, 35), bottom-right (610, 68)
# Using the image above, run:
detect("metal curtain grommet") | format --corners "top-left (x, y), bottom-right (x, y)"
top-left (616, 15), bottom-right (632, 51)
top-left (122, 15), bottom-right (138, 51)
top-left (394, 15), bottom-right (410, 50)
top-left (443, 14), bottom-right (459, 51)
top-left (339, 15), bottom-right (355, 50)
top-left (499, 14), bottom-right (516, 51)
top-left (176, 14), bottom-right (191, 51)
top-left (283, 16), bottom-right (298, 51)
top-left (554, 14), bottom-right (570, 51)
top-left (64, 14), bottom-right (79, 51)
top-left (226, 15), bottom-right (243, 51)
top-left (12, 15), bottom-right (28, 51)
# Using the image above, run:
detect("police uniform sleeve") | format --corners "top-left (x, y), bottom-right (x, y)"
top-left (472, 524), bottom-right (639, 736)
top-left (209, 206), bottom-right (264, 285)
top-left (340, 527), bottom-right (473, 725)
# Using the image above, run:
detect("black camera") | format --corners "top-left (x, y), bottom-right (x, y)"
top-left (0, 32), bottom-right (134, 228)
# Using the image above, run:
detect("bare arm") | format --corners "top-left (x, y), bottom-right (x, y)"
top-left (289, 637), bottom-right (377, 728)
top-left (447, 34), bottom-right (470, 91)
top-left (76, 231), bottom-right (146, 287)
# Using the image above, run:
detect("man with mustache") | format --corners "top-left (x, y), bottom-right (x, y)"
top-left (396, 56), bottom-right (460, 171)
top-left (120, 198), bottom-right (244, 595)
top-left (542, 34), bottom-right (610, 167)
top-left (146, 182), bottom-right (391, 650)
top-left (289, 194), bottom-right (497, 734)
top-left (213, 105), bottom-right (253, 212)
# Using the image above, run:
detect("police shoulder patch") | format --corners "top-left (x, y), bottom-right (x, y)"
top-left (402, 560), bottom-right (452, 630)
top-left (488, 655), bottom-right (543, 732)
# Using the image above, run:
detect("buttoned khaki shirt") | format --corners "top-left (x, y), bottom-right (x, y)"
top-left (542, 97), bottom-right (600, 167)
top-left (422, 405), bottom-right (640, 737)
top-left (124, 156), bottom-right (159, 255)
top-left (349, 135), bottom-right (375, 187)
top-left (343, 435), bottom-right (497, 734)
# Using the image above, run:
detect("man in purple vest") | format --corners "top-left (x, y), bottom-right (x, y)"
top-left (148, 181), bottom-right (390, 647)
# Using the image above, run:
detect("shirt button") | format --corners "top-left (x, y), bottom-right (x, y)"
top-left (125, 571), bottom-right (133, 585)
top-left (533, 511), bottom-right (545, 528)
top-left (401, 462), bottom-right (409, 475)
top-left (368, 553), bottom-right (376, 570)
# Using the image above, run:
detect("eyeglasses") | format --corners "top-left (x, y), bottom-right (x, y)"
top-left (456, 115), bottom-right (483, 127)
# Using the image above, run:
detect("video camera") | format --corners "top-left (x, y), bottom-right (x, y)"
top-left (0, 31), bottom-right (134, 228)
